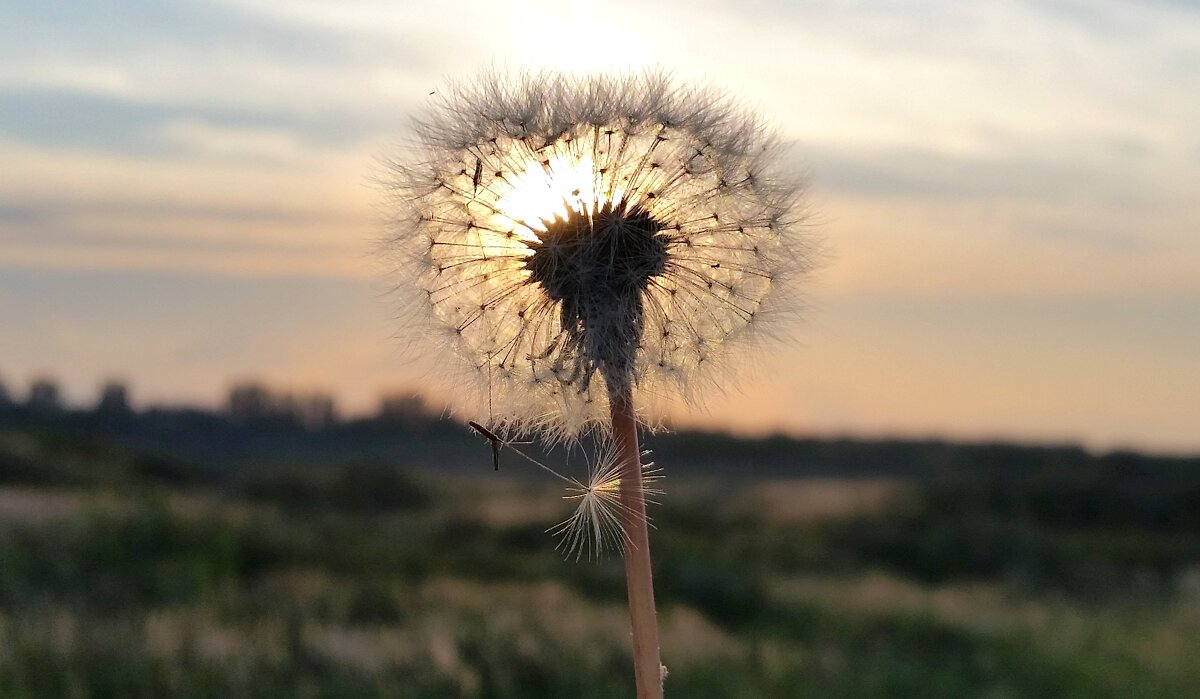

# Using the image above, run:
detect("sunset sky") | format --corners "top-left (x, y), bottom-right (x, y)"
top-left (2, 0), bottom-right (1198, 452)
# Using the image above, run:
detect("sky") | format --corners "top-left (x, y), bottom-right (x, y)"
top-left (1, 0), bottom-right (1198, 453)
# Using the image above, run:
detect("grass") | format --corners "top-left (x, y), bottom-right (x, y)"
top-left (0, 427), bottom-right (1198, 697)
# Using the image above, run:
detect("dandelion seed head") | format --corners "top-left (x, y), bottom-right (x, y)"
top-left (385, 70), bottom-right (813, 438)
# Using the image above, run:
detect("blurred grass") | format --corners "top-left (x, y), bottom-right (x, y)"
top-left (1, 428), bottom-right (1199, 697)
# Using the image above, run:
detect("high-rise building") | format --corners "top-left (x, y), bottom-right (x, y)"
top-left (27, 378), bottom-right (62, 414)
top-left (378, 392), bottom-right (433, 423)
top-left (96, 381), bottom-right (132, 416)
top-left (227, 382), bottom-right (274, 423)
top-left (227, 382), bottom-right (337, 429)
top-left (293, 393), bottom-right (338, 430)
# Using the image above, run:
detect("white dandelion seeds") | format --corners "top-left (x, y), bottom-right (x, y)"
top-left (383, 70), bottom-right (812, 440)
top-left (467, 427), bottom-right (662, 560)
top-left (383, 70), bottom-right (814, 699)
top-left (549, 443), bottom-right (664, 561)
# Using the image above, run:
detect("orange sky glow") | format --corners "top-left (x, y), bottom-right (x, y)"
top-left (1, 0), bottom-right (1198, 453)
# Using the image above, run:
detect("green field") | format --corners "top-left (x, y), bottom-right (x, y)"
top-left (2, 427), bottom-right (1199, 698)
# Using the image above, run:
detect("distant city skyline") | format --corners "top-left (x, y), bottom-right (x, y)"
top-left (0, 372), bottom-right (437, 423)
top-left (2, 1), bottom-right (1198, 453)
top-left (1, 369), bottom-right (1195, 457)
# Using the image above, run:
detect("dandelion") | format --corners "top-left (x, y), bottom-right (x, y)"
top-left (384, 70), bottom-right (812, 698)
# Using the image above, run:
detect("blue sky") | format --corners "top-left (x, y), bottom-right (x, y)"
top-left (2, 0), bottom-right (1198, 451)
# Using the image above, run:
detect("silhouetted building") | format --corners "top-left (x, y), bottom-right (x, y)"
top-left (0, 376), bottom-right (11, 408)
top-left (292, 393), bottom-right (338, 430)
top-left (227, 382), bottom-right (337, 429)
top-left (27, 378), bottom-right (62, 414)
top-left (96, 381), bottom-right (132, 417)
top-left (227, 382), bottom-right (276, 423)
top-left (378, 392), bottom-right (433, 423)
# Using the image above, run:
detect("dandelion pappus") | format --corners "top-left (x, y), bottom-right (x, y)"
top-left (386, 70), bottom-right (812, 440)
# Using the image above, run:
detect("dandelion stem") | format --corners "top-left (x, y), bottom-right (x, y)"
top-left (609, 384), bottom-right (663, 699)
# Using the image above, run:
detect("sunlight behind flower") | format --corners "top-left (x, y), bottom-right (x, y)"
top-left (387, 75), bottom-right (814, 693)
top-left (493, 152), bottom-right (607, 232)
top-left (393, 73), bottom-right (809, 437)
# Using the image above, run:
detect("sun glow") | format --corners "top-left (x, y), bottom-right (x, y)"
top-left (403, 72), bottom-right (803, 435)
top-left (493, 151), bottom-right (613, 234)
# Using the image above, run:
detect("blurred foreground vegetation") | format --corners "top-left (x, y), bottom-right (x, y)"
top-left (2, 425), bottom-right (1199, 698)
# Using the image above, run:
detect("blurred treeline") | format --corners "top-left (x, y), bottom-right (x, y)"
top-left (1, 387), bottom-right (1199, 697)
